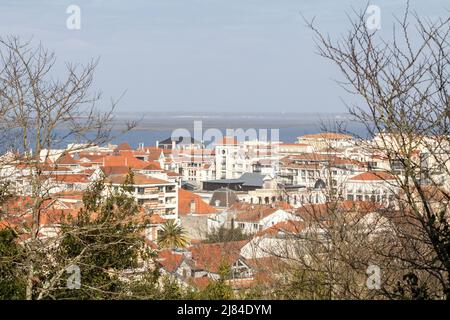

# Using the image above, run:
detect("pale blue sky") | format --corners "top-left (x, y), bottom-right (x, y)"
top-left (0, 0), bottom-right (448, 113)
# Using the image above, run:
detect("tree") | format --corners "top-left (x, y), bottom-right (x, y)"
top-left (203, 226), bottom-right (252, 244)
top-left (157, 220), bottom-right (188, 249)
top-left (198, 264), bottom-right (234, 300)
top-left (300, 2), bottom-right (450, 299)
top-left (39, 173), bottom-right (153, 300)
top-left (0, 36), bottom-right (132, 299)
top-left (0, 228), bottom-right (26, 299)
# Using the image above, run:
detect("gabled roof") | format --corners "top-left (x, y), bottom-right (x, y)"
top-left (116, 142), bottom-right (132, 151)
top-left (257, 220), bottom-right (305, 237)
top-left (298, 132), bottom-right (353, 140)
top-left (142, 161), bottom-right (162, 171)
top-left (55, 154), bottom-right (78, 165)
top-left (349, 171), bottom-right (396, 181)
top-left (102, 155), bottom-right (149, 169)
top-left (189, 240), bottom-right (248, 273)
top-left (105, 173), bottom-right (170, 185)
top-left (140, 147), bottom-right (164, 161)
top-left (178, 189), bottom-right (217, 215)
top-left (100, 166), bottom-right (131, 176)
top-left (157, 249), bottom-right (185, 273)
top-left (295, 201), bottom-right (384, 222)
top-left (209, 188), bottom-right (239, 207)
top-left (49, 174), bottom-right (90, 183)
top-left (230, 203), bottom-right (290, 223)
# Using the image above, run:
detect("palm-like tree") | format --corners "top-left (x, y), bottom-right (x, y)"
top-left (157, 220), bottom-right (188, 249)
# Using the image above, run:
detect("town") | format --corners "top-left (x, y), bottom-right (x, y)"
top-left (1, 129), bottom-right (448, 296)
top-left (1, 0), bottom-right (449, 304)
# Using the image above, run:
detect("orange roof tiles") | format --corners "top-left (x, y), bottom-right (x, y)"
top-left (189, 240), bottom-right (248, 273)
top-left (349, 171), bottom-right (396, 181)
top-left (158, 250), bottom-right (185, 273)
top-left (299, 132), bottom-right (353, 140)
top-left (55, 154), bottom-right (78, 165)
top-left (49, 174), bottom-right (90, 183)
top-left (216, 136), bottom-right (238, 145)
top-left (102, 155), bottom-right (149, 169)
top-left (230, 202), bottom-right (290, 223)
top-left (116, 142), bottom-right (132, 151)
top-left (106, 173), bottom-right (170, 185)
top-left (178, 189), bottom-right (217, 215)
top-left (142, 161), bottom-right (162, 170)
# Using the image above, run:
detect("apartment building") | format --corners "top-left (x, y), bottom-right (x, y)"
top-left (296, 132), bottom-right (354, 150)
top-left (104, 173), bottom-right (178, 220)
top-left (215, 137), bottom-right (279, 180)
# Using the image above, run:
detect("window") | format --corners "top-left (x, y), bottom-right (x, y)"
top-left (253, 223), bottom-right (259, 230)
top-left (238, 223), bottom-right (245, 229)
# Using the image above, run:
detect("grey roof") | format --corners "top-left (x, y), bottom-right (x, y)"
top-left (203, 178), bottom-right (243, 184)
top-left (159, 136), bottom-right (202, 145)
top-left (209, 188), bottom-right (239, 207)
top-left (239, 173), bottom-right (267, 187)
top-left (204, 173), bottom-right (269, 188)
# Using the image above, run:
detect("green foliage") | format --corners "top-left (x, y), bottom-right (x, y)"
top-left (393, 273), bottom-right (430, 300)
top-left (197, 264), bottom-right (234, 300)
top-left (0, 181), bottom-right (12, 209)
top-left (274, 269), bottom-right (331, 300)
top-left (0, 228), bottom-right (26, 299)
top-left (239, 285), bottom-right (267, 300)
top-left (49, 173), bottom-right (152, 299)
top-left (204, 226), bottom-right (252, 244)
top-left (157, 220), bottom-right (188, 249)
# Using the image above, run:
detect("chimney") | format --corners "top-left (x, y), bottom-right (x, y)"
top-left (156, 140), bottom-right (159, 148)
top-left (189, 200), bottom-right (196, 214)
top-left (215, 200), bottom-right (220, 207)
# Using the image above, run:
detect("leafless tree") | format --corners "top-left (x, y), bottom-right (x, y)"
top-left (297, 2), bottom-right (450, 299)
top-left (0, 36), bottom-right (144, 300)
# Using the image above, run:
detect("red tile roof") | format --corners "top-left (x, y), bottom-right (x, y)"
top-left (142, 161), bottom-right (162, 170)
top-left (102, 155), bottom-right (149, 169)
top-left (257, 220), bottom-right (305, 237)
top-left (55, 154), bottom-right (78, 165)
top-left (189, 240), bottom-right (248, 273)
top-left (116, 142), bottom-right (133, 151)
top-left (106, 173), bottom-right (170, 185)
top-left (298, 132), bottom-right (353, 140)
top-left (49, 174), bottom-right (90, 183)
top-left (349, 171), bottom-right (396, 181)
top-left (216, 136), bottom-right (238, 145)
top-left (230, 202), bottom-right (291, 223)
top-left (158, 250), bottom-right (185, 273)
top-left (100, 166), bottom-right (131, 176)
top-left (178, 189), bottom-right (217, 215)
top-left (140, 147), bottom-right (164, 161)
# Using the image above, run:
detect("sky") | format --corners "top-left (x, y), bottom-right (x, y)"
top-left (0, 0), bottom-right (448, 114)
